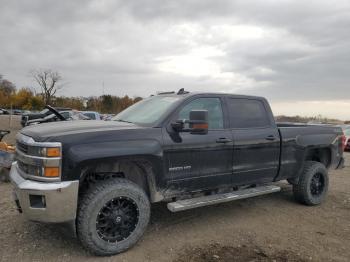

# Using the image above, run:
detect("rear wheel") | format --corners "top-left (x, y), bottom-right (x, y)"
top-left (293, 161), bottom-right (328, 205)
top-left (77, 178), bottom-right (150, 256)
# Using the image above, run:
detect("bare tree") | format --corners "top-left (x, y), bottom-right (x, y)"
top-left (31, 69), bottom-right (64, 104)
top-left (0, 74), bottom-right (16, 95)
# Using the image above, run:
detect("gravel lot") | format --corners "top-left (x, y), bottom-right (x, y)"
top-left (0, 116), bottom-right (349, 261)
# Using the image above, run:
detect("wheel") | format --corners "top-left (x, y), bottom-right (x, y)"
top-left (293, 161), bottom-right (329, 206)
top-left (77, 178), bottom-right (150, 256)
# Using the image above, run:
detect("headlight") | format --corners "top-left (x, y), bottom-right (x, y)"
top-left (16, 134), bottom-right (62, 181)
top-left (27, 146), bottom-right (61, 157)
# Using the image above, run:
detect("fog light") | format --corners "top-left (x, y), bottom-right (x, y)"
top-left (44, 167), bottom-right (59, 177)
top-left (29, 195), bottom-right (46, 208)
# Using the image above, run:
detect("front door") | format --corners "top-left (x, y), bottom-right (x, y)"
top-left (162, 97), bottom-right (233, 192)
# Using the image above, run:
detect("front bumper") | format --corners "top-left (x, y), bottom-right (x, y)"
top-left (10, 162), bottom-right (79, 223)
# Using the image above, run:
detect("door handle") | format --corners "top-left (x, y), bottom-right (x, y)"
top-left (265, 135), bottom-right (277, 141)
top-left (216, 138), bottom-right (232, 143)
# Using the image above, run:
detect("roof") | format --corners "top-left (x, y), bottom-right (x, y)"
top-left (156, 90), bottom-right (265, 101)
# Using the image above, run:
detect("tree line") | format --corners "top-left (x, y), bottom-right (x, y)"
top-left (275, 115), bottom-right (344, 124)
top-left (0, 72), bottom-right (142, 114)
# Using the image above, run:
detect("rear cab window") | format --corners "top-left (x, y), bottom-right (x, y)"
top-left (226, 98), bottom-right (271, 128)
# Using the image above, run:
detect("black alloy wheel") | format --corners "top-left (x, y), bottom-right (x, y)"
top-left (77, 178), bottom-right (150, 256)
top-left (96, 197), bottom-right (139, 243)
top-left (310, 173), bottom-right (325, 196)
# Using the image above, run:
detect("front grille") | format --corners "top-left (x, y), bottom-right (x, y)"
top-left (16, 141), bottom-right (29, 154)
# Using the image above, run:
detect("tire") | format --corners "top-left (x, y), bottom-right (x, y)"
top-left (77, 178), bottom-right (150, 256)
top-left (293, 161), bottom-right (329, 206)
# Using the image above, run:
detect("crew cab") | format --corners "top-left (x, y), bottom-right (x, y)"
top-left (10, 90), bottom-right (345, 256)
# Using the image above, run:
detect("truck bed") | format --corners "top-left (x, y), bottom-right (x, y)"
top-left (276, 122), bottom-right (343, 181)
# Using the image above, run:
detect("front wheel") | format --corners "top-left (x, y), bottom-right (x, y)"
top-left (293, 161), bottom-right (329, 206)
top-left (77, 178), bottom-right (150, 256)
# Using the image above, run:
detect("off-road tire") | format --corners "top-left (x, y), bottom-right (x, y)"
top-left (77, 178), bottom-right (150, 256)
top-left (293, 161), bottom-right (328, 206)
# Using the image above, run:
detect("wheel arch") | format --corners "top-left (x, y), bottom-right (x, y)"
top-left (78, 156), bottom-right (164, 203)
top-left (304, 147), bottom-right (332, 169)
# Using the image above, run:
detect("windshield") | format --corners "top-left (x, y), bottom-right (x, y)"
top-left (112, 96), bottom-right (181, 125)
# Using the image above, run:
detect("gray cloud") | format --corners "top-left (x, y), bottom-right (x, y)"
top-left (0, 0), bottom-right (350, 106)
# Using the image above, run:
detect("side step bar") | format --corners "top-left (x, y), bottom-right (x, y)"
top-left (167, 185), bottom-right (281, 212)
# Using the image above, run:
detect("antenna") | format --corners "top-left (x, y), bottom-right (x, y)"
top-left (177, 88), bottom-right (189, 95)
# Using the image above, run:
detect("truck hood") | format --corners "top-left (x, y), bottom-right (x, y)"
top-left (20, 120), bottom-right (140, 141)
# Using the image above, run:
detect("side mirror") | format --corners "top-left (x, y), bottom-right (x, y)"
top-left (171, 120), bottom-right (185, 132)
top-left (189, 110), bottom-right (208, 134)
top-left (171, 110), bottom-right (209, 135)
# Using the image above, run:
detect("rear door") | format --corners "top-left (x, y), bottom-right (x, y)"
top-left (225, 97), bottom-right (280, 184)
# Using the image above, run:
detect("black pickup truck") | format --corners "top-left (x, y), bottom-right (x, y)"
top-left (10, 90), bottom-right (345, 256)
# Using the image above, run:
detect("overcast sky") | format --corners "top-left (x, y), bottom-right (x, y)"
top-left (1, 0), bottom-right (350, 119)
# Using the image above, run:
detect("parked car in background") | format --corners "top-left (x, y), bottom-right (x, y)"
top-left (0, 108), bottom-right (9, 115)
top-left (11, 109), bottom-right (23, 115)
top-left (81, 111), bottom-right (101, 120)
top-left (102, 114), bottom-right (116, 121)
top-left (21, 107), bottom-right (71, 127)
top-left (25, 108), bottom-right (91, 126)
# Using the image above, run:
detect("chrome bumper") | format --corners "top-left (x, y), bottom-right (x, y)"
top-left (10, 162), bottom-right (79, 223)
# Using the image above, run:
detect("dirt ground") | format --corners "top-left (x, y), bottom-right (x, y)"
top-left (0, 116), bottom-right (349, 261)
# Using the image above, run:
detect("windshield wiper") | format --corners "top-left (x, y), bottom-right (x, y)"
top-left (115, 119), bottom-right (133, 124)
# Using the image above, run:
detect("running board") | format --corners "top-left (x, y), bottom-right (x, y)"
top-left (167, 185), bottom-right (281, 212)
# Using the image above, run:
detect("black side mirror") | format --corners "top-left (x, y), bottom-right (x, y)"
top-left (171, 110), bottom-right (208, 135)
top-left (189, 110), bottom-right (208, 134)
top-left (171, 120), bottom-right (185, 132)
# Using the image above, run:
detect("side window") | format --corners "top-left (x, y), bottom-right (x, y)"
top-left (178, 98), bottom-right (224, 129)
top-left (227, 98), bottom-right (271, 128)
top-left (84, 113), bottom-right (96, 119)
